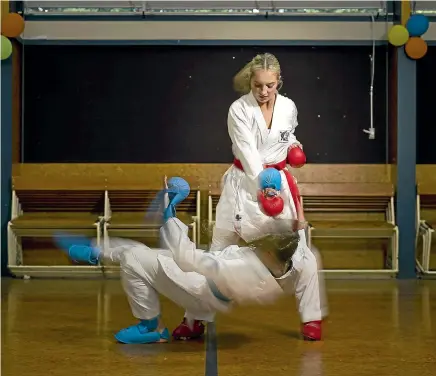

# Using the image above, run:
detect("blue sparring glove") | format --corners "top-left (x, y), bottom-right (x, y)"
top-left (166, 177), bottom-right (190, 207)
top-left (163, 177), bottom-right (190, 222)
top-left (258, 168), bottom-right (282, 192)
top-left (147, 177), bottom-right (190, 223)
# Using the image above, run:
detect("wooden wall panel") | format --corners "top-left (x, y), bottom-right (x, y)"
top-left (12, 163), bottom-right (395, 191)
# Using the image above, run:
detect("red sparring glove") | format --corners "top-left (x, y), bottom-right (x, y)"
top-left (287, 146), bottom-right (306, 168)
top-left (258, 190), bottom-right (284, 217)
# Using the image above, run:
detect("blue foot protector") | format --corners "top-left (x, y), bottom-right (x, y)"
top-left (115, 316), bottom-right (170, 344)
top-left (53, 233), bottom-right (101, 265)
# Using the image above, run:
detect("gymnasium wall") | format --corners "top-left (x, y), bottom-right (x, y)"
top-left (417, 46), bottom-right (436, 164)
top-left (19, 19), bottom-right (436, 164)
top-left (20, 19), bottom-right (392, 164)
top-left (22, 44), bottom-right (388, 164)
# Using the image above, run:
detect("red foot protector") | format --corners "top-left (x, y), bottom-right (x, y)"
top-left (172, 318), bottom-right (205, 340)
top-left (301, 320), bottom-right (322, 341)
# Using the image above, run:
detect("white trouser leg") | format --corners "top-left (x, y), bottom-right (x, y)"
top-left (119, 245), bottom-right (216, 322)
top-left (95, 237), bottom-right (147, 263)
top-left (283, 241), bottom-right (328, 323)
top-left (309, 245), bottom-right (328, 319)
top-left (210, 226), bottom-right (240, 252)
top-left (119, 246), bottom-right (161, 320)
top-left (179, 226), bottom-right (239, 321)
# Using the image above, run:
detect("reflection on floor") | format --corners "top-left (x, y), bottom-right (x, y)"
top-left (2, 278), bottom-right (435, 376)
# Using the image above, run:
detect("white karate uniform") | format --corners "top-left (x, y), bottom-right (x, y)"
top-left (99, 218), bottom-right (327, 324)
top-left (212, 92), bottom-right (303, 246)
top-left (207, 91), bottom-right (328, 322)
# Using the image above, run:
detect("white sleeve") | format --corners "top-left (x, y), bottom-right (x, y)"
top-left (289, 101), bottom-right (302, 148)
top-left (160, 218), bottom-right (221, 278)
top-left (228, 103), bottom-right (264, 181)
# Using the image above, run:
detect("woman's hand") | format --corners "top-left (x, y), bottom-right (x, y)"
top-left (289, 142), bottom-right (303, 150)
top-left (293, 220), bottom-right (308, 231)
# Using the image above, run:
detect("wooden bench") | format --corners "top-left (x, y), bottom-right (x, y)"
top-left (207, 181), bottom-right (398, 275)
top-left (8, 174), bottom-right (105, 278)
top-left (300, 182), bottom-right (398, 275)
top-left (8, 163), bottom-right (208, 277)
top-left (416, 182), bottom-right (436, 275)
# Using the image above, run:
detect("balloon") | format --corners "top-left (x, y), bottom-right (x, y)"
top-left (1, 36), bottom-right (12, 60)
top-left (388, 25), bottom-right (409, 47)
top-left (406, 14), bottom-right (430, 37)
top-left (287, 146), bottom-right (306, 168)
top-left (1, 12), bottom-right (25, 38)
top-left (405, 37), bottom-right (428, 60)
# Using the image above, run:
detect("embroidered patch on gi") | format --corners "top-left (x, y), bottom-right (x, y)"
top-left (278, 130), bottom-right (291, 143)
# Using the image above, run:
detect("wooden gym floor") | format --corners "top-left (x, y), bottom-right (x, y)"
top-left (2, 278), bottom-right (435, 376)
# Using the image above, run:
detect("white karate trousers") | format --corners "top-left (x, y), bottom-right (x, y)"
top-left (101, 240), bottom-right (224, 322)
top-left (208, 227), bottom-right (329, 323)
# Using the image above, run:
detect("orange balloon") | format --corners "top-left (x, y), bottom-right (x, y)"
top-left (405, 37), bottom-right (428, 60)
top-left (1, 13), bottom-right (25, 38)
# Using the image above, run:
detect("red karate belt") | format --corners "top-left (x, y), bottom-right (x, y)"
top-left (233, 158), bottom-right (303, 221)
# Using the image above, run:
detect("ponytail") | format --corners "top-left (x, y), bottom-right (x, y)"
top-left (232, 53), bottom-right (282, 96)
top-left (233, 61), bottom-right (253, 95)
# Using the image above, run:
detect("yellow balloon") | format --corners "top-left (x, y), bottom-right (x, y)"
top-left (388, 25), bottom-right (410, 47)
top-left (1, 35), bottom-right (13, 60)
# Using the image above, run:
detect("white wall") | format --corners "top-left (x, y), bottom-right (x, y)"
top-left (22, 20), bottom-right (393, 41)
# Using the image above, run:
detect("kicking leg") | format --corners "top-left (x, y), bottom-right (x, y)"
top-left (115, 246), bottom-right (170, 344)
top-left (172, 226), bottom-right (239, 340)
top-left (120, 245), bottom-right (216, 343)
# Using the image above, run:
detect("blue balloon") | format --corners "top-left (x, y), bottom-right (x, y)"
top-left (259, 168), bottom-right (282, 191)
top-left (406, 14), bottom-right (430, 37)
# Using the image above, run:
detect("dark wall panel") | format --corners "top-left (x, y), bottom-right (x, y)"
top-left (417, 46), bottom-right (436, 164)
top-left (23, 45), bottom-right (387, 163)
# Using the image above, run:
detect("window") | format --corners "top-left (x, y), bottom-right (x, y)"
top-left (415, 1), bottom-right (436, 14)
top-left (24, 1), bottom-right (387, 16)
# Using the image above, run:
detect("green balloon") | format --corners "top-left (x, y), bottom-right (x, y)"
top-left (1, 36), bottom-right (13, 61)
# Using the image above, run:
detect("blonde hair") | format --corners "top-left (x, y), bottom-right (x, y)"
top-left (233, 53), bottom-right (282, 95)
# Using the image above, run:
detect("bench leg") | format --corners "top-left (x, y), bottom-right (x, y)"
top-left (423, 231), bottom-right (429, 272)
top-left (391, 227), bottom-right (399, 272)
top-left (9, 228), bottom-right (23, 267)
top-left (192, 216), bottom-right (201, 246)
top-left (190, 222), bottom-right (197, 245)
top-left (424, 228), bottom-right (433, 272)
top-left (96, 222), bottom-right (101, 249)
top-left (7, 224), bottom-right (16, 267)
top-left (416, 228), bottom-right (427, 274)
top-left (307, 226), bottom-right (313, 249)
top-left (103, 222), bottom-right (110, 251)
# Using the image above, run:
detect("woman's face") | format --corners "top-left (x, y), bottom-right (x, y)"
top-left (250, 69), bottom-right (279, 104)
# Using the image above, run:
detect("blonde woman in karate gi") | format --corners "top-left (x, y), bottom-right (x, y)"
top-left (172, 53), bottom-right (328, 342)
top-left (55, 176), bottom-right (319, 344)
